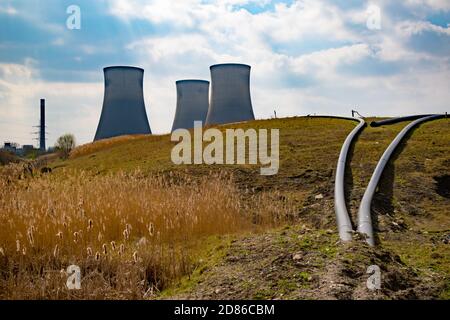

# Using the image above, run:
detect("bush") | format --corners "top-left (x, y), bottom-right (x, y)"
top-left (55, 134), bottom-right (76, 159)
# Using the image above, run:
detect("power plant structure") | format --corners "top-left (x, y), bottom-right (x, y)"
top-left (39, 99), bottom-right (46, 151)
top-left (171, 80), bottom-right (210, 131)
top-left (205, 63), bottom-right (255, 126)
top-left (94, 66), bottom-right (152, 141)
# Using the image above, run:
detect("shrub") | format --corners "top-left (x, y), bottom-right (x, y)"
top-left (55, 134), bottom-right (76, 159)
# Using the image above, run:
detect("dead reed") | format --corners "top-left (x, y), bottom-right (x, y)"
top-left (0, 167), bottom-right (292, 299)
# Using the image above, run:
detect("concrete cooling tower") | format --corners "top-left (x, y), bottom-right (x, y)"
top-left (205, 63), bottom-right (255, 126)
top-left (94, 66), bottom-right (151, 141)
top-left (171, 80), bottom-right (210, 131)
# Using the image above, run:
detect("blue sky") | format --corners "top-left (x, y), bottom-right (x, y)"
top-left (0, 0), bottom-right (449, 146)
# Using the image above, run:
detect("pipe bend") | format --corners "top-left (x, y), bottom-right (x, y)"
top-left (358, 114), bottom-right (446, 246)
top-left (370, 114), bottom-right (433, 127)
top-left (333, 117), bottom-right (366, 242)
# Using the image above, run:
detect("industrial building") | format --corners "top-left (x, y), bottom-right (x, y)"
top-left (1, 142), bottom-right (36, 157)
top-left (94, 66), bottom-right (152, 141)
top-left (171, 80), bottom-right (210, 131)
top-left (205, 63), bottom-right (255, 126)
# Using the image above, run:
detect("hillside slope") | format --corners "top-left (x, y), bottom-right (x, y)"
top-left (51, 117), bottom-right (450, 299)
top-left (0, 150), bottom-right (21, 166)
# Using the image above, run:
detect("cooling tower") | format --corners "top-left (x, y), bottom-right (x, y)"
top-left (205, 63), bottom-right (255, 126)
top-left (171, 80), bottom-right (210, 131)
top-left (94, 66), bottom-right (151, 141)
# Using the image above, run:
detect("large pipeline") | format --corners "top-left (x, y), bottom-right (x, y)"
top-left (370, 115), bottom-right (433, 127)
top-left (306, 115), bottom-right (366, 242)
top-left (305, 115), bottom-right (363, 122)
top-left (357, 114), bottom-right (447, 246)
top-left (334, 117), bottom-right (366, 242)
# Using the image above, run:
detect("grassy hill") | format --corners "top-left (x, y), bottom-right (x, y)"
top-left (0, 150), bottom-right (21, 166)
top-left (1, 116), bottom-right (448, 299)
top-left (49, 116), bottom-right (450, 299)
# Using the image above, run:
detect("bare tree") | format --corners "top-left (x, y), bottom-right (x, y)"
top-left (55, 134), bottom-right (76, 159)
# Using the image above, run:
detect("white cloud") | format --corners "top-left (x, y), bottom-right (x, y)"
top-left (2, 1), bottom-right (450, 145)
top-left (0, 62), bottom-right (103, 146)
top-left (405, 0), bottom-right (450, 11)
top-left (109, 0), bottom-right (203, 27)
top-left (127, 34), bottom-right (217, 63)
top-left (398, 20), bottom-right (450, 36)
top-left (0, 5), bottom-right (17, 15)
top-left (51, 38), bottom-right (65, 46)
top-left (290, 44), bottom-right (371, 76)
top-left (103, 0), bottom-right (450, 133)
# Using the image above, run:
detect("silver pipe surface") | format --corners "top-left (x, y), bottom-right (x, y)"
top-left (358, 114), bottom-right (445, 246)
top-left (334, 117), bottom-right (366, 242)
top-left (370, 115), bottom-right (433, 127)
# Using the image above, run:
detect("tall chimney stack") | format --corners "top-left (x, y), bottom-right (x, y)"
top-left (40, 99), bottom-right (46, 151)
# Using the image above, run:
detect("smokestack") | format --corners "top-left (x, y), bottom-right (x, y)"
top-left (40, 99), bottom-right (46, 151)
top-left (172, 80), bottom-right (210, 131)
top-left (94, 66), bottom-right (152, 141)
top-left (205, 63), bottom-right (255, 126)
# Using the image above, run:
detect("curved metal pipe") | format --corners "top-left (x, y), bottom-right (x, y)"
top-left (304, 115), bottom-right (366, 242)
top-left (334, 117), bottom-right (366, 242)
top-left (370, 115), bottom-right (433, 127)
top-left (358, 114), bottom-right (446, 246)
top-left (305, 115), bottom-right (364, 122)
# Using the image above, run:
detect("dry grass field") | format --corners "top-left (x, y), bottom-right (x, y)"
top-left (0, 166), bottom-right (292, 299)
